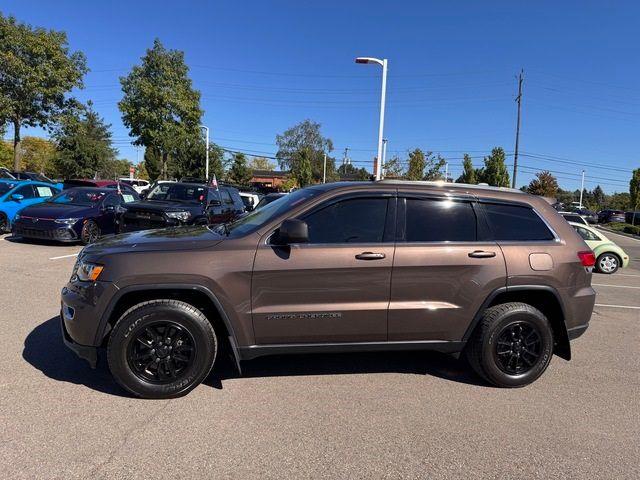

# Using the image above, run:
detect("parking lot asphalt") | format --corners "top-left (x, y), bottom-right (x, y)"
top-left (1, 231), bottom-right (639, 479)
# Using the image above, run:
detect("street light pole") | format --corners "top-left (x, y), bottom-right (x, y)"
top-left (579, 170), bottom-right (585, 208)
top-left (382, 138), bottom-right (388, 177)
top-left (200, 125), bottom-right (210, 181)
top-left (355, 56), bottom-right (388, 181)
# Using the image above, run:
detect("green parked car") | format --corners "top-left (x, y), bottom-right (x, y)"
top-left (569, 222), bottom-right (629, 274)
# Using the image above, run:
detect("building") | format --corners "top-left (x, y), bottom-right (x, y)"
top-left (250, 170), bottom-right (288, 192)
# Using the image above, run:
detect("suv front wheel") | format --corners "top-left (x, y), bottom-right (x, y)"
top-left (466, 302), bottom-right (554, 388)
top-left (107, 299), bottom-right (217, 398)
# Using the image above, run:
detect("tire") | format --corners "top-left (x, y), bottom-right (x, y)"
top-left (0, 213), bottom-right (9, 234)
top-left (107, 299), bottom-right (217, 399)
top-left (465, 302), bottom-right (554, 388)
top-left (80, 220), bottom-right (100, 245)
top-left (595, 253), bottom-right (620, 274)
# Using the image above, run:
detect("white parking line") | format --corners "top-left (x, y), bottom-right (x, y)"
top-left (613, 273), bottom-right (640, 278)
top-left (592, 284), bottom-right (640, 289)
top-left (49, 253), bottom-right (79, 260)
top-left (595, 303), bottom-right (640, 310)
top-left (597, 228), bottom-right (640, 243)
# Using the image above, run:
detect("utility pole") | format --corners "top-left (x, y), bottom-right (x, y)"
top-left (512, 69), bottom-right (524, 188)
top-left (444, 162), bottom-right (449, 183)
top-left (323, 153), bottom-right (327, 183)
top-left (579, 170), bottom-right (585, 208)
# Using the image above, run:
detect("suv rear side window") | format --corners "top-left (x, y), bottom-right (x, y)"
top-left (302, 197), bottom-right (388, 243)
top-left (404, 198), bottom-right (476, 242)
top-left (483, 203), bottom-right (554, 241)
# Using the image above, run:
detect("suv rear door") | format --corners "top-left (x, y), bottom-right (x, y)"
top-left (251, 192), bottom-right (396, 344)
top-left (388, 193), bottom-right (507, 342)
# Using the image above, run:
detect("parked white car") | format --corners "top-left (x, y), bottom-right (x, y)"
top-left (119, 178), bottom-right (150, 194)
top-left (239, 192), bottom-right (261, 211)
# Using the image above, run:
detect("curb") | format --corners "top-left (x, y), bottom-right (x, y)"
top-left (596, 226), bottom-right (640, 241)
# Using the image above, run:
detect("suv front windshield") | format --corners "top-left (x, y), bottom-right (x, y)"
top-left (222, 187), bottom-right (324, 236)
top-left (146, 183), bottom-right (206, 204)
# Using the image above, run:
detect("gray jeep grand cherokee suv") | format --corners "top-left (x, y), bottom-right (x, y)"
top-left (61, 181), bottom-right (596, 398)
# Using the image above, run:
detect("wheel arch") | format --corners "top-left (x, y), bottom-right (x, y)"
top-left (98, 284), bottom-right (242, 371)
top-left (464, 285), bottom-right (571, 360)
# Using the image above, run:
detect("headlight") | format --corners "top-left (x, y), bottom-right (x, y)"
top-left (55, 218), bottom-right (81, 225)
top-left (14, 214), bottom-right (22, 220)
top-left (76, 261), bottom-right (104, 282)
top-left (166, 211), bottom-right (191, 222)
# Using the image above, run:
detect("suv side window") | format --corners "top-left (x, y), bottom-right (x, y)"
top-left (302, 197), bottom-right (388, 244)
top-left (403, 198), bottom-right (476, 242)
top-left (220, 188), bottom-right (233, 205)
top-left (103, 193), bottom-right (120, 207)
top-left (207, 189), bottom-right (221, 204)
top-left (483, 203), bottom-right (555, 241)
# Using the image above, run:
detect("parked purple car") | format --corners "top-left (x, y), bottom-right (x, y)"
top-left (12, 187), bottom-right (139, 244)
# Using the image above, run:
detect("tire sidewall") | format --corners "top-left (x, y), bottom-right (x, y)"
top-left (482, 307), bottom-right (553, 387)
top-left (81, 220), bottom-right (99, 245)
top-left (597, 253), bottom-right (619, 274)
top-left (108, 303), bottom-right (216, 398)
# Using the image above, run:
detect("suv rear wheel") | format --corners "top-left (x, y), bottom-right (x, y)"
top-left (466, 302), bottom-right (554, 388)
top-left (107, 299), bottom-right (217, 398)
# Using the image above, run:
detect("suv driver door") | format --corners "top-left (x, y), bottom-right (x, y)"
top-left (251, 192), bottom-right (396, 344)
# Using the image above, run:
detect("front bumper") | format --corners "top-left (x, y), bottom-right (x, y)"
top-left (60, 311), bottom-right (97, 368)
top-left (13, 222), bottom-right (79, 242)
top-left (60, 280), bottom-right (119, 366)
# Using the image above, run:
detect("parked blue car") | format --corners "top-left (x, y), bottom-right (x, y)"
top-left (0, 179), bottom-right (61, 233)
top-left (12, 187), bottom-right (139, 244)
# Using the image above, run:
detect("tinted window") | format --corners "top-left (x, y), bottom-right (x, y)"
top-left (220, 189), bottom-right (233, 204)
top-left (484, 203), bottom-right (554, 241)
top-left (302, 198), bottom-right (388, 243)
top-left (103, 194), bottom-right (120, 207)
top-left (404, 198), bottom-right (476, 242)
top-left (13, 185), bottom-right (36, 199)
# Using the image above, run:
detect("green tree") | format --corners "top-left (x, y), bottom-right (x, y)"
top-left (592, 185), bottom-right (605, 211)
top-left (607, 192), bottom-right (630, 210)
top-left (143, 146), bottom-right (162, 181)
top-left (19, 136), bottom-right (57, 176)
top-left (482, 147), bottom-right (510, 187)
top-left (527, 170), bottom-right (559, 197)
top-left (249, 156), bottom-right (275, 171)
top-left (171, 139), bottom-right (224, 180)
top-left (0, 14), bottom-right (88, 171)
top-left (423, 153), bottom-right (447, 181)
top-left (1, 140), bottom-right (14, 169)
top-left (289, 147), bottom-right (313, 187)
top-left (630, 168), bottom-right (640, 212)
top-left (456, 154), bottom-right (477, 184)
top-left (406, 148), bottom-right (426, 180)
top-left (275, 119), bottom-right (334, 184)
top-left (228, 152), bottom-right (252, 187)
top-left (119, 39), bottom-right (202, 179)
top-left (382, 155), bottom-right (404, 178)
top-left (52, 102), bottom-right (117, 179)
top-left (100, 158), bottom-right (131, 180)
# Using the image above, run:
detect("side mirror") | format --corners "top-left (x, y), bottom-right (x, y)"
top-left (11, 194), bottom-right (24, 201)
top-left (277, 219), bottom-right (308, 244)
top-left (103, 205), bottom-right (116, 212)
top-left (139, 190), bottom-right (147, 199)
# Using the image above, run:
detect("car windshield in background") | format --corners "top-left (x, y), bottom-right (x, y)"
top-left (48, 188), bottom-right (108, 205)
top-left (146, 183), bottom-right (206, 203)
top-left (224, 187), bottom-right (323, 236)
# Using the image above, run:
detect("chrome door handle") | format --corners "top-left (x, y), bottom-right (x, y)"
top-left (468, 250), bottom-right (496, 258)
top-left (355, 252), bottom-right (386, 260)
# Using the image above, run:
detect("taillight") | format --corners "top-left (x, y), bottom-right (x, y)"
top-left (578, 251), bottom-right (596, 267)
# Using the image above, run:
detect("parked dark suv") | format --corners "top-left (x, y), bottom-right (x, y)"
top-left (61, 181), bottom-right (596, 398)
top-left (119, 181), bottom-right (245, 232)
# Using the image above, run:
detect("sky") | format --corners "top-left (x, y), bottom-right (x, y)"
top-left (2, 0), bottom-right (639, 193)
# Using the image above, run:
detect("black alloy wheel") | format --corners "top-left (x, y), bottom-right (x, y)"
top-left (493, 322), bottom-right (542, 375)
top-left (81, 220), bottom-right (100, 244)
top-left (127, 322), bottom-right (196, 383)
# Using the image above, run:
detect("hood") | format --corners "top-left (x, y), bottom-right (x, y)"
top-left (17, 201), bottom-right (96, 219)
top-left (81, 225), bottom-right (225, 258)
top-left (125, 200), bottom-right (203, 212)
